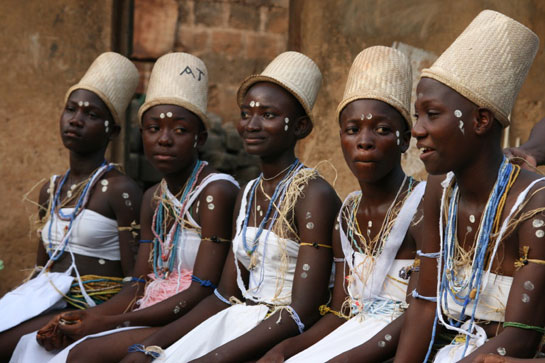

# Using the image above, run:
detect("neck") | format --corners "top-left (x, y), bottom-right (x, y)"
top-left (358, 165), bottom-right (406, 207)
top-left (260, 149), bottom-right (297, 184)
top-left (163, 159), bottom-right (199, 195)
top-left (454, 145), bottom-right (504, 203)
top-left (68, 150), bottom-right (107, 179)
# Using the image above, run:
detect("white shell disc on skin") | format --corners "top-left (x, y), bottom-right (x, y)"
top-left (454, 110), bottom-right (462, 118)
top-left (532, 219), bottom-right (544, 228)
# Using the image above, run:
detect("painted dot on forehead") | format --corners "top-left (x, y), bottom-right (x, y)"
top-left (255, 102), bottom-right (260, 107)
top-left (160, 113), bottom-right (165, 119)
top-left (306, 211), bottom-right (312, 219)
top-left (83, 101), bottom-right (89, 107)
top-left (250, 100), bottom-right (255, 107)
top-left (166, 111), bottom-right (173, 118)
top-left (367, 113), bottom-right (373, 120)
top-left (78, 101), bottom-right (83, 107)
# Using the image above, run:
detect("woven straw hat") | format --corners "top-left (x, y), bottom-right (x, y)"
top-left (421, 10), bottom-right (539, 128)
top-left (237, 51), bottom-right (322, 123)
top-left (337, 46), bottom-right (413, 128)
top-left (138, 52), bottom-right (209, 128)
top-left (65, 52), bottom-right (139, 125)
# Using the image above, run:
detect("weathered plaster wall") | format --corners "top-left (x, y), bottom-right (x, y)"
top-left (0, 1), bottom-right (113, 294)
top-left (292, 0), bottom-right (545, 198)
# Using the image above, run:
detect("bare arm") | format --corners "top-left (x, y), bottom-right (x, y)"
top-left (505, 117), bottom-right (545, 167)
top-left (394, 176), bottom-right (443, 363)
top-left (36, 181), bottom-right (51, 267)
top-left (259, 212), bottom-right (347, 362)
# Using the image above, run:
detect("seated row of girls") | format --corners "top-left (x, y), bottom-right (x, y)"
top-left (0, 52), bottom-right (143, 360)
top-left (12, 51), bottom-right (342, 363)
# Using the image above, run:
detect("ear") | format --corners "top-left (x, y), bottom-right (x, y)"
top-left (293, 115), bottom-right (313, 140)
top-left (109, 123), bottom-right (121, 139)
top-left (474, 108), bottom-right (495, 136)
top-left (196, 130), bottom-right (208, 148)
top-left (400, 128), bottom-right (411, 153)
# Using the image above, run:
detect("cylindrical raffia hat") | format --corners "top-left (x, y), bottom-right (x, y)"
top-left (421, 10), bottom-right (539, 128)
top-left (236, 51), bottom-right (322, 123)
top-left (65, 52), bottom-right (139, 125)
top-left (138, 52), bottom-right (209, 128)
top-left (336, 46), bottom-right (413, 128)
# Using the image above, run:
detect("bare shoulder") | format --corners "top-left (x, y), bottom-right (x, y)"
top-left (300, 175), bottom-right (339, 203)
top-left (199, 174), bottom-right (239, 201)
top-left (102, 168), bottom-right (141, 196)
top-left (142, 183), bottom-right (161, 211)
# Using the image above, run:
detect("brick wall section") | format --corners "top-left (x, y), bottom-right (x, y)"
top-left (133, 0), bottom-right (289, 124)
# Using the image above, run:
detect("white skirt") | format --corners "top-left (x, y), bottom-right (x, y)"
top-left (286, 315), bottom-right (391, 363)
top-left (164, 304), bottom-right (269, 362)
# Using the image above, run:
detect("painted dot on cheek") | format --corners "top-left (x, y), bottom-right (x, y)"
top-left (454, 110), bottom-right (462, 118)
top-left (122, 192), bottom-right (129, 199)
top-left (101, 186), bottom-right (108, 192)
top-left (284, 117), bottom-right (289, 124)
top-left (98, 258), bottom-right (106, 265)
top-left (284, 125), bottom-right (289, 131)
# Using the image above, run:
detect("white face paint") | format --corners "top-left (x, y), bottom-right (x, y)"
top-left (122, 192), bottom-right (129, 199)
top-left (160, 113), bottom-right (165, 119)
top-left (378, 341), bottom-right (386, 348)
top-left (284, 125), bottom-right (289, 131)
top-left (166, 111), bottom-right (173, 118)
top-left (454, 110), bottom-right (462, 118)
top-left (306, 211), bottom-right (312, 219)
top-left (396, 130), bottom-right (401, 146)
top-left (284, 117), bottom-right (289, 124)
top-left (469, 214), bottom-right (475, 223)
top-left (300, 272), bottom-right (308, 279)
top-left (255, 102), bottom-right (260, 107)
top-left (360, 114), bottom-right (365, 121)
top-left (366, 113), bottom-right (373, 120)
top-left (78, 101), bottom-right (83, 107)
top-left (249, 101), bottom-right (256, 107)
top-left (458, 120), bottom-right (465, 134)
top-left (83, 101), bottom-right (89, 107)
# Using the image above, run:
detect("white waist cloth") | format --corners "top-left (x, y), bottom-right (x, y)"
top-left (286, 259), bottom-right (411, 363)
top-left (42, 208), bottom-right (120, 260)
top-left (164, 304), bottom-right (270, 362)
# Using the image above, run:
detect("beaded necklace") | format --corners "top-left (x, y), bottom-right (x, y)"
top-left (241, 159), bottom-right (302, 256)
top-left (46, 161), bottom-right (112, 261)
top-left (433, 157), bottom-right (519, 358)
top-left (151, 160), bottom-right (205, 278)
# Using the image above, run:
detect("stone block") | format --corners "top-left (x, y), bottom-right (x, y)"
top-left (245, 33), bottom-right (285, 61)
top-left (175, 26), bottom-right (210, 54)
top-left (133, 0), bottom-right (179, 59)
top-left (224, 123), bottom-right (243, 152)
top-left (194, 1), bottom-right (225, 27)
top-left (179, 0), bottom-right (194, 25)
top-left (211, 30), bottom-right (243, 58)
top-left (264, 6), bottom-right (288, 34)
top-left (229, 3), bottom-right (260, 31)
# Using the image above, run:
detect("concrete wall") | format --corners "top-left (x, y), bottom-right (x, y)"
top-left (0, 1), bottom-right (114, 294)
top-left (291, 0), bottom-right (545, 198)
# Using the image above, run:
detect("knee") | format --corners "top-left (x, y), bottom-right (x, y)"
top-left (66, 342), bottom-right (96, 363)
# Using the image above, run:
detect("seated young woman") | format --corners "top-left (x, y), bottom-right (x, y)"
top-left (395, 10), bottom-right (545, 362)
top-left (11, 52), bottom-right (239, 363)
top-left (259, 46), bottom-right (426, 363)
top-left (0, 52), bottom-right (141, 361)
top-left (115, 51), bottom-right (341, 363)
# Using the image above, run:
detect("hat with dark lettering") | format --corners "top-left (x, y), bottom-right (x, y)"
top-left (66, 52), bottom-right (139, 125)
top-left (236, 51), bottom-right (322, 124)
top-left (138, 52), bottom-right (209, 127)
top-left (337, 46), bottom-right (412, 128)
top-left (421, 10), bottom-right (539, 127)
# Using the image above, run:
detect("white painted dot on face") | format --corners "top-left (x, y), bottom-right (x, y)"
top-left (105, 127), bottom-right (109, 133)
top-left (206, 195), bottom-right (214, 203)
top-left (166, 111), bottom-right (173, 118)
top-left (536, 230), bottom-right (544, 238)
top-left (454, 110), bottom-right (462, 118)
top-left (284, 125), bottom-right (289, 131)
top-left (208, 203), bottom-right (215, 210)
top-left (397, 139), bottom-right (400, 146)
top-left (104, 120), bottom-right (109, 127)
top-left (255, 102), bottom-right (260, 107)
top-left (469, 215), bottom-right (475, 224)
top-left (78, 101), bottom-right (83, 107)
top-left (284, 117), bottom-right (289, 124)
top-left (122, 192), bottom-right (129, 199)
top-left (395, 131), bottom-right (400, 137)
top-left (497, 347), bottom-right (506, 356)
top-left (125, 200), bottom-right (132, 207)
top-left (250, 101), bottom-right (255, 107)
top-left (302, 263), bottom-right (310, 271)
top-left (160, 113), bottom-right (165, 119)
top-left (101, 179), bottom-right (109, 186)
top-left (532, 219), bottom-right (544, 228)
top-left (367, 113), bottom-right (373, 120)
top-left (524, 280), bottom-right (535, 291)
top-left (522, 293), bottom-right (530, 303)
top-left (385, 334), bottom-right (392, 341)
top-left (459, 120), bottom-right (465, 134)
top-left (360, 114), bottom-right (365, 121)
top-left (83, 101), bottom-right (89, 107)
top-left (98, 258), bottom-right (106, 265)
top-left (306, 211), bottom-right (312, 219)
top-left (101, 186), bottom-right (108, 192)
